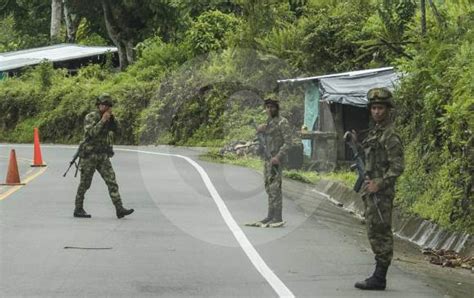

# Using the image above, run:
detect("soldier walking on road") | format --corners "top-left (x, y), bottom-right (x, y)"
top-left (353, 88), bottom-right (404, 290)
top-left (73, 94), bottom-right (134, 219)
top-left (247, 97), bottom-right (292, 228)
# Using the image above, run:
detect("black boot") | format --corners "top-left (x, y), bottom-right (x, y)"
top-left (259, 207), bottom-right (274, 225)
top-left (116, 205), bottom-right (134, 219)
top-left (272, 207), bottom-right (283, 222)
top-left (355, 262), bottom-right (388, 290)
top-left (266, 208), bottom-right (285, 227)
top-left (74, 207), bottom-right (91, 218)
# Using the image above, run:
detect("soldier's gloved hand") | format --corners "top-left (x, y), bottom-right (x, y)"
top-left (365, 179), bottom-right (379, 193)
top-left (257, 124), bottom-right (267, 133)
top-left (271, 156), bottom-right (280, 165)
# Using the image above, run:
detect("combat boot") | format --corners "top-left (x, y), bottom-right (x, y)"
top-left (115, 205), bottom-right (134, 219)
top-left (258, 207), bottom-right (274, 226)
top-left (73, 207), bottom-right (91, 218)
top-left (354, 262), bottom-right (388, 290)
top-left (266, 208), bottom-right (285, 227)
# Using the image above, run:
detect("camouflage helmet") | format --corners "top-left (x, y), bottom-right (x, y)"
top-left (263, 95), bottom-right (280, 108)
top-left (96, 93), bottom-right (114, 107)
top-left (367, 87), bottom-right (394, 108)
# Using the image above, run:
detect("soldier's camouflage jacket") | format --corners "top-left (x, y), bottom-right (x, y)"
top-left (80, 111), bottom-right (118, 158)
top-left (264, 115), bottom-right (292, 161)
top-left (361, 119), bottom-right (404, 197)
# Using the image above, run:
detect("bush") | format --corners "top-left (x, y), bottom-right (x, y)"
top-left (394, 9), bottom-right (474, 232)
top-left (258, 1), bottom-right (375, 74)
top-left (184, 10), bottom-right (241, 56)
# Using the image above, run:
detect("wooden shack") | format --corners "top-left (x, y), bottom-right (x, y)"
top-left (278, 67), bottom-right (400, 169)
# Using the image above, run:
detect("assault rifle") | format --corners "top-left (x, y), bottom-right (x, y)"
top-left (250, 119), bottom-right (271, 160)
top-left (344, 131), bottom-right (365, 192)
top-left (344, 131), bottom-right (384, 223)
top-left (63, 140), bottom-right (86, 178)
top-left (64, 113), bottom-right (116, 178)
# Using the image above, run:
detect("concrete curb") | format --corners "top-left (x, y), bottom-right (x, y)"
top-left (284, 178), bottom-right (473, 257)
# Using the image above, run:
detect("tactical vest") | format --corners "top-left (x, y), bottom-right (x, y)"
top-left (264, 116), bottom-right (289, 159)
top-left (80, 111), bottom-right (115, 158)
top-left (361, 121), bottom-right (401, 196)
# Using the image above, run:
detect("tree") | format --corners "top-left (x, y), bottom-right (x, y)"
top-left (63, 0), bottom-right (80, 43)
top-left (356, 0), bottom-right (416, 64)
top-left (0, 0), bottom-right (51, 48)
top-left (67, 0), bottom-right (188, 69)
top-left (234, 0), bottom-right (281, 47)
top-left (50, 0), bottom-right (62, 42)
top-left (100, 0), bottom-right (136, 68)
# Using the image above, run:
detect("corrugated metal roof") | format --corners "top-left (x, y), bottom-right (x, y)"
top-left (0, 43), bottom-right (118, 71)
top-left (0, 58), bottom-right (43, 71)
top-left (319, 69), bottom-right (400, 107)
top-left (277, 67), bottom-right (394, 84)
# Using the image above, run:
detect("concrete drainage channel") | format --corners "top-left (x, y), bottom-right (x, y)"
top-left (283, 178), bottom-right (473, 257)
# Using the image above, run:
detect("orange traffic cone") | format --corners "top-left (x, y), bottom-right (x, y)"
top-left (1, 149), bottom-right (24, 185)
top-left (32, 127), bottom-right (46, 167)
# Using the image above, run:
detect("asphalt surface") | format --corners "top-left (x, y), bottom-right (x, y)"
top-left (0, 145), bottom-right (467, 297)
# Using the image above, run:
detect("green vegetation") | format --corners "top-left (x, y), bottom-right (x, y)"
top-left (0, 0), bottom-right (472, 232)
top-left (394, 4), bottom-right (474, 232)
top-left (201, 149), bottom-right (357, 187)
top-left (200, 149), bottom-right (263, 172)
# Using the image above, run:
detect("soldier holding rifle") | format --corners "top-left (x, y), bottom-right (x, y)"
top-left (72, 93), bottom-right (134, 219)
top-left (346, 87), bottom-right (404, 290)
top-left (247, 96), bottom-right (292, 228)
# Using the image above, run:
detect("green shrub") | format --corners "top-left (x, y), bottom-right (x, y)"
top-left (184, 10), bottom-right (241, 56)
top-left (394, 9), bottom-right (474, 232)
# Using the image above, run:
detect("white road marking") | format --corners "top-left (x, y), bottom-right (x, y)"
top-left (0, 144), bottom-right (295, 297)
top-left (119, 148), bottom-right (295, 298)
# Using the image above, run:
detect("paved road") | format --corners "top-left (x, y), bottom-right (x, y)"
top-left (0, 145), bottom-right (460, 297)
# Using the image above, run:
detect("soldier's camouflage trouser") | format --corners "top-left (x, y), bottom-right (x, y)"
top-left (264, 160), bottom-right (282, 218)
top-left (363, 193), bottom-right (394, 267)
top-left (75, 154), bottom-right (122, 208)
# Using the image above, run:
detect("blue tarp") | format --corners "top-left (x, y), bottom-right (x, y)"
top-left (303, 82), bottom-right (319, 156)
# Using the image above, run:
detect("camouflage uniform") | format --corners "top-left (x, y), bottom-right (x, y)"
top-left (74, 95), bottom-right (133, 219)
top-left (361, 117), bottom-right (404, 267)
top-left (263, 115), bottom-right (292, 223)
top-left (354, 87), bottom-right (404, 290)
top-left (74, 110), bottom-right (122, 209)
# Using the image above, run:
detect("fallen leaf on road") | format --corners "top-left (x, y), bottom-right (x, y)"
top-left (422, 248), bottom-right (473, 271)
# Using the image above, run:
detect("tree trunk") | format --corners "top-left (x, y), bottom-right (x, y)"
top-left (101, 0), bottom-right (134, 70)
top-left (421, 0), bottom-right (427, 36)
top-left (50, 0), bottom-right (63, 42)
top-left (63, 0), bottom-right (80, 43)
top-left (125, 40), bottom-right (134, 65)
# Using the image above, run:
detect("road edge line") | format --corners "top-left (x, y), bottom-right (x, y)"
top-left (0, 144), bottom-right (295, 297)
top-left (119, 148), bottom-right (295, 298)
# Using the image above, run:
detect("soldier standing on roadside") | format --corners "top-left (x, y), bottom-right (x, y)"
top-left (73, 94), bottom-right (134, 219)
top-left (353, 87), bottom-right (404, 290)
top-left (247, 96), bottom-right (292, 228)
